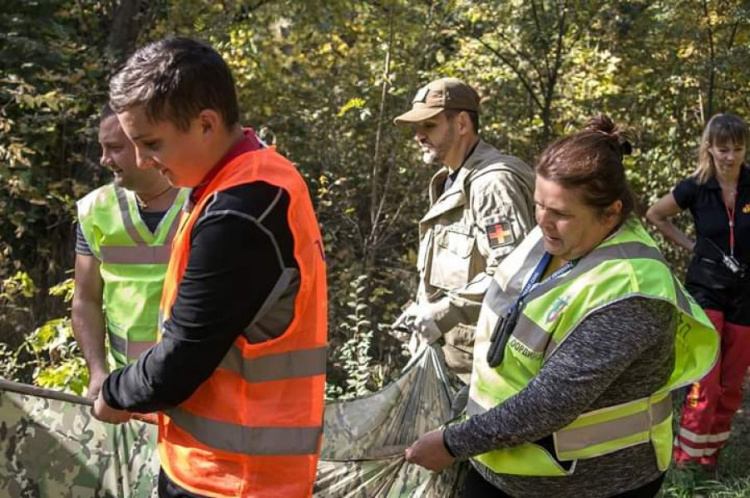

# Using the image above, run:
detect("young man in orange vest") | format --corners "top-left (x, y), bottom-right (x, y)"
top-left (91, 37), bottom-right (328, 498)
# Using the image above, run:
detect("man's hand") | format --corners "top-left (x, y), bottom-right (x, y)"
top-left (411, 304), bottom-right (442, 343)
top-left (86, 369), bottom-right (108, 399)
top-left (390, 302), bottom-right (418, 337)
top-left (92, 390), bottom-right (132, 424)
top-left (405, 429), bottom-right (455, 472)
top-left (392, 301), bottom-right (444, 356)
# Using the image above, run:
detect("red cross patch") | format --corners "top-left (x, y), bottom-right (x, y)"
top-left (485, 217), bottom-right (515, 249)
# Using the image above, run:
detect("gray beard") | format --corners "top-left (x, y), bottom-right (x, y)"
top-left (421, 149), bottom-right (438, 165)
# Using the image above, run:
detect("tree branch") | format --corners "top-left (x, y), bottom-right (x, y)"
top-left (370, 13), bottom-right (394, 231)
top-left (701, 0), bottom-right (716, 118)
top-left (531, 0), bottom-right (553, 81)
top-left (471, 35), bottom-right (544, 112)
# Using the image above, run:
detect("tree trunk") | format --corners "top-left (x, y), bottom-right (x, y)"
top-left (107, 0), bottom-right (149, 65)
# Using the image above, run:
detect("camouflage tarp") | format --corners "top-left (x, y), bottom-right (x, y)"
top-left (315, 345), bottom-right (464, 497)
top-left (0, 380), bottom-right (159, 498)
top-left (0, 345), bottom-right (462, 497)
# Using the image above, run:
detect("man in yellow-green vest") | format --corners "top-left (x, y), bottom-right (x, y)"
top-left (72, 104), bottom-right (188, 398)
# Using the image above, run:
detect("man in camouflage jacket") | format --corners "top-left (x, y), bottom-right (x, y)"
top-left (394, 78), bottom-right (535, 384)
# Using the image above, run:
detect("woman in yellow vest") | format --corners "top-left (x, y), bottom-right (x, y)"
top-left (405, 115), bottom-right (719, 497)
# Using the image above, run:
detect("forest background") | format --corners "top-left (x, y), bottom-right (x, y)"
top-left (2, 0), bottom-right (749, 393)
top-left (0, 0), bottom-right (750, 424)
top-left (2, 0), bottom-right (749, 391)
top-left (1, 0), bottom-right (749, 495)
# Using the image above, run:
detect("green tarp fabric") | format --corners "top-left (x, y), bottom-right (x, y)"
top-left (0, 346), bottom-right (463, 497)
top-left (315, 345), bottom-right (464, 497)
top-left (0, 386), bottom-right (159, 497)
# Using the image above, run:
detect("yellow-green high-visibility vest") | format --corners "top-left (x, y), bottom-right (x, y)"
top-left (77, 184), bottom-right (189, 367)
top-left (469, 217), bottom-right (719, 477)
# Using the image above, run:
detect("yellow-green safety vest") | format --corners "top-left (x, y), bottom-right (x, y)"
top-left (77, 184), bottom-right (189, 367)
top-left (469, 217), bottom-right (719, 477)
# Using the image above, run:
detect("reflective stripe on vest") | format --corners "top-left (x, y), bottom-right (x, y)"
top-left (554, 393), bottom-right (672, 457)
top-left (219, 344), bottom-right (327, 383)
top-left (99, 244), bottom-right (171, 264)
top-left (77, 185), bottom-right (189, 367)
top-left (114, 186), bottom-right (183, 247)
top-left (468, 220), bottom-right (719, 477)
top-left (107, 330), bottom-right (155, 363)
top-left (166, 408), bottom-right (322, 456)
top-left (157, 148), bottom-right (327, 497)
top-left (467, 391), bottom-right (672, 459)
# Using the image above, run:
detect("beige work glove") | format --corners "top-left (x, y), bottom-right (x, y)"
top-left (406, 302), bottom-right (444, 356)
top-left (391, 301), bottom-right (416, 334)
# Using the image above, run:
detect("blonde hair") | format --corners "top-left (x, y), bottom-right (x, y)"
top-left (695, 113), bottom-right (749, 184)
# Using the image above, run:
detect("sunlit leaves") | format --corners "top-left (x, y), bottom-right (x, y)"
top-left (2, 0), bottom-right (749, 398)
top-left (337, 97), bottom-right (367, 117)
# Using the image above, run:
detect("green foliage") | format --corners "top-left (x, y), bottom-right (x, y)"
top-left (337, 97), bottom-right (367, 118)
top-left (0, 270), bottom-right (83, 392)
top-left (0, 271), bottom-right (37, 302)
top-left (1, 275), bottom-right (87, 394)
top-left (0, 0), bottom-right (113, 348)
top-left (328, 275), bottom-right (381, 399)
top-left (0, 343), bottom-right (25, 382)
top-left (663, 473), bottom-right (750, 498)
top-left (0, 271), bottom-right (38, 356)
top-left (662, 433), bottom-right (750, 497)
top-left (25, 317), bottom-right (88, 395)
top-left (1, 0), bottom-right (749, 410)
top-left (49, 277), bottom-right (75, 303)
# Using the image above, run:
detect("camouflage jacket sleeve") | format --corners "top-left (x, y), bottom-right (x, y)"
top-left (432, 169), bottom-right (535, 333)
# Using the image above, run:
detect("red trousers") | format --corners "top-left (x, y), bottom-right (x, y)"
top-left (674, 309), bottom-right (750, 465)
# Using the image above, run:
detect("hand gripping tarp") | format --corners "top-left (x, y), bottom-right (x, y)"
top-left (0, 346), bottom-right (463, 497)
top-left (315, 345), bottom-right (464, 497)
top-left (0, 378), bottom-right (159, 497)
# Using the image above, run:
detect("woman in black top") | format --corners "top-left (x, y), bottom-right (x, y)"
top-left (647, 113), bottom-right (750, 467)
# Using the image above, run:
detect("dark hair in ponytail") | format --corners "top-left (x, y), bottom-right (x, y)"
top-left (536, 114), bottom-right (635, 222)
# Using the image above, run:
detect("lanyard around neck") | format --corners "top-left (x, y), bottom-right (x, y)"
top-left (513, 252), bottom-right (576, 312)
top-left (723, 185), bottom-right (737, 257)
top-left (486, 252), bottom-right (577, 368)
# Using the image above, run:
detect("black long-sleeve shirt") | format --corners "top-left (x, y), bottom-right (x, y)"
top-left (102, 182), bottom-right (297, 412)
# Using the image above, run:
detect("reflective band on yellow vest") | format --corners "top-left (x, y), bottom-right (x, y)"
top-left (77, 185), bottom-right (189, 365)
top-left (99, 244), bottom-right (171, 264)
top-left (469, 219), bottom-right (719, 477)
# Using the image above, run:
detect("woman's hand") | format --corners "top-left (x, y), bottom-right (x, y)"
top-left (405, 428), bottom-right (455, 472)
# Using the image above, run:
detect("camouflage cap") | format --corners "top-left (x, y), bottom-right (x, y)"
top-left (394, 78), bottom-right (480, 125)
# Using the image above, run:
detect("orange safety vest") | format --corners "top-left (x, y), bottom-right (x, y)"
top-left (157, 148), bottom-right (327, 497)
